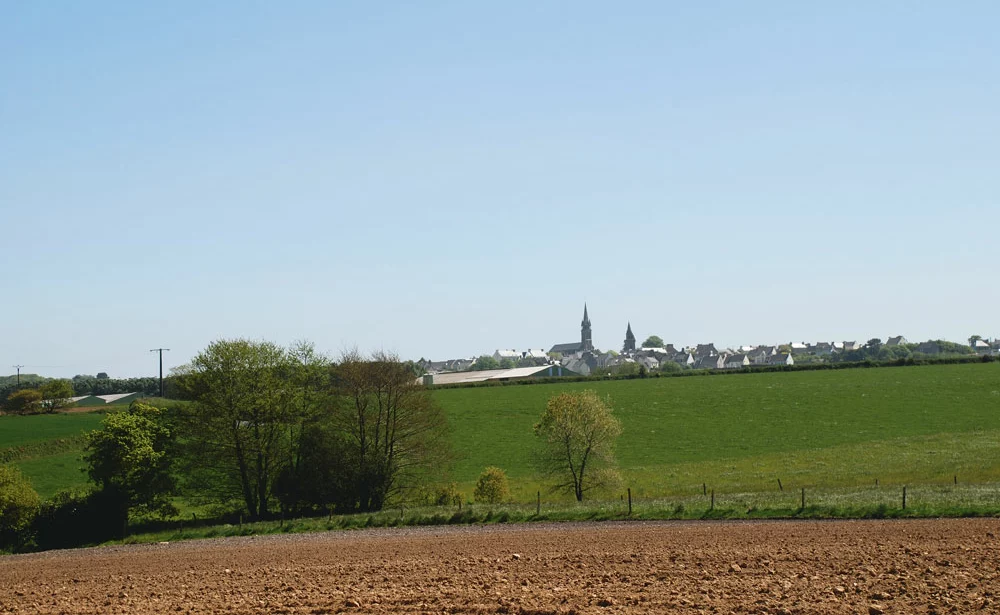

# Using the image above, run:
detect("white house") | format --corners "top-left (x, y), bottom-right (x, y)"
top-left (493, 349), bottom-right (520, 362)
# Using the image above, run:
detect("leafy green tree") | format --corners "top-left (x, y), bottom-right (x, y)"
top-left (865, 338), bottom-right (883, 358)
top-left (615, 362), bottom-right (640, 376)
top-left (471, 356), bottom-right (500, 371)
top-left (660, 360), bottom-right (683, 373)
top-left (272, 342), bottom-right (339, 515)
top-left (84, 402), bottom-right (177, 522)
top-left (473, 466), bottom-right (510, 504)
top-left (534, 390), bottom-right (622, 502)
top-left (0, 465), bottom-right (40, 548)
top-left (641, 336), bottom-right (664, 348)
top-left (3, 389), bottom-right (43, 415)
top-left (178, 339), bottom-right (297, 520)
top-left (938, 340), bottom-right (975, 355)
top-left (332, 351), bottom-right (452, 512)
top-left (499, 358), bottom-right (515, 369)
top-left (39, 379), bottom-right (75, 411)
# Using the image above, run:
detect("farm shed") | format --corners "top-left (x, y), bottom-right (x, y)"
top-left (71, 392), bottom-right (143, 407)
top-left (419, 365), bottom-right (580, 386)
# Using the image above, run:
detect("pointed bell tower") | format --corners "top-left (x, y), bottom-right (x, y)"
top-left (623, 322), bottom-right (636, 353)
top-left (581, 303), bottom-right (593, 351)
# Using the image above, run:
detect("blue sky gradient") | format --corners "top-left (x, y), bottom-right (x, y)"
top-left (2, 2), bottom-right (998, 377)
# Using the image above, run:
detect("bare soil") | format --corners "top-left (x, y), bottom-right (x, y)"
top-left (1, 519), bottom-right (998, 614)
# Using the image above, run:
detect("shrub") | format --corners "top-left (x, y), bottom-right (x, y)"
top-left (0, 465), bottom-right (41, 548)
top-left (434, 483), bottom-right (463, 506)
top-left (473, 467), bottom-right (510, 504)
top-left (3, 389), bottom-right (44, 415)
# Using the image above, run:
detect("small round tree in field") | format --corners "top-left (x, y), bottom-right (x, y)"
top-left (534, 390), bottom-right (622, 502)
top-left (474, 466), bottom-right (510, 504)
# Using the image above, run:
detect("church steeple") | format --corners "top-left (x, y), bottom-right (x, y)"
top-left (580, 303), bottom-right (593, 351)
top-left (623, 321), bottom-right (636, 353)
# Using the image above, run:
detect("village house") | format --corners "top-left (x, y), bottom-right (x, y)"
top-left (768, 353), bottom-right (794, 367)
top-left (694, 354), bottom-right (726, 370)
top-left (492, 349), bottom-right (520, 363)
top-left (916, 341), bottom-right (941, 355)
top-left (723, 354), bottom-right (750, 369)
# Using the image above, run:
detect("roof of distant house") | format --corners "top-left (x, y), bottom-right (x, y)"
top-left (549, 342), bottom-right (584, 354)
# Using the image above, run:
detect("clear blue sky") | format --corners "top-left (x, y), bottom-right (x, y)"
top-left (2, 2), bottom-right (998, 378)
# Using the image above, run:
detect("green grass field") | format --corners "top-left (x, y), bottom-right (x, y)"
top-left (0, 412), bottom-right (104, 449)
top-left (436, 363), bottom-right (1000, 500)
top-left (3, 363), bottom-right (1000, 510)
top-left (0, 412), bottom-right (106, 498)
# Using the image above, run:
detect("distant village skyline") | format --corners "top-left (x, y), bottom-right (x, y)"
top-left (417, 303), bottom-right (998, 377)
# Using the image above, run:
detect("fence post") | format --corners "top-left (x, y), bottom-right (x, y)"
top-left (800, 487), bottom-right (805, 510)
top-left (710, 489), bottom-right (714, 511)
top-left (627, 488), bottom-right (632, 516)
top-left (954, 475), bottom-right (957, 485)
top-left (777, 478), bottom-right (783, 492)
top-left (536, 491), bottom-right (541, 516)
top-left (703, 483), bottom-right (707, 496)
top-left (902, 486), bottom-right (907, 510)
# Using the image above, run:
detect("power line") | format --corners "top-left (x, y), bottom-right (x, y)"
top-left (12, 365), bottom-right (24, 388)
top-left (149, 349), bottom-right (170, 397)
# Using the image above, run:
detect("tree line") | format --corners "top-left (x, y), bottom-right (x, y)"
top-left (0, 340), bottom-right (455, 550)
top-left (1, 338), bottom-right (624, 552)
top-left (0, 376), bottom-right (167, 413)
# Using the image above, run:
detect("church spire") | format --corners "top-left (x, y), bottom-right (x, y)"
top-left (623, 321), bottom-right (636, 353)
top-left (580, 303), bottom-right (593, 351)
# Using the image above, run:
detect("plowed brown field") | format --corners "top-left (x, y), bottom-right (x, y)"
top-left (2, 519), bottom-right (998, 614)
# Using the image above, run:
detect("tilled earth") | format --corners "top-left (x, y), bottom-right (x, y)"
top-left (1, 519), bottom-right (998, 614)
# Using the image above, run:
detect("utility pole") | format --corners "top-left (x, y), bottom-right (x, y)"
top-left (12, 365), bottom-right (23, 388)
top-left (149, 349), bottom-right (170, 397)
